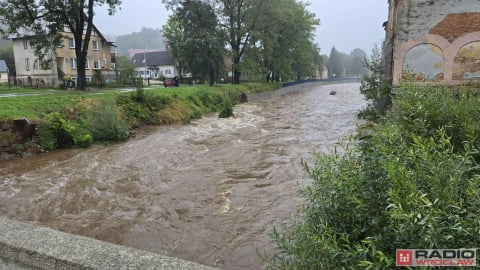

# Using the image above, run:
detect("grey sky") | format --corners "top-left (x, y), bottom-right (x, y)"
top-left (94, 0), bottom-right (388, 54)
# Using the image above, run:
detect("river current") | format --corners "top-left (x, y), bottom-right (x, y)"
top-left (0, 82), bottom-right (365, 269)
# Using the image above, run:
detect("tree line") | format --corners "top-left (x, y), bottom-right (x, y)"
top-left (325, 46), bottom-right (369, 79)
top-left (161, 0), bottom-right (321, 85)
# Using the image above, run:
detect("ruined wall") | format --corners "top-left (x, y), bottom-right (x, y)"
top-left (388, 0), bottom-right (480, 85)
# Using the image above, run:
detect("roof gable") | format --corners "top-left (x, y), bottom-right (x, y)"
top-left (132, 51), bottom-right (174, 67)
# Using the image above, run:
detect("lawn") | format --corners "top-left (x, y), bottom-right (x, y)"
top-left (0, 83), bottom-right (280, 121)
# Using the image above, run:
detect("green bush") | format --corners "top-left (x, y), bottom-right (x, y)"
top-left (218, 98), bottom-right (234, 118)
top-left (36, 112), bottom-right (92, 150)
top-left (85, 100), bottom-right (129, 141)
top-left (359, 46), bottom-right (392, 121)
top-left (266, 84), bottom-right (480, 269)
top-left (388, 84), bottom-right (480, 159)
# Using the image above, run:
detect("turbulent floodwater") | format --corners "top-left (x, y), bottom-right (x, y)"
top-left (0, 82), bottom-right (365, 269)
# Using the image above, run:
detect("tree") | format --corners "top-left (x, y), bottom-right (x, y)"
top-left (163, 0), bottom-right (225, 85)
top-left (162, 0), bottom-right (319, 83)
top-left (327, 46), bottom-right (343, 78)
top-left (163, 0), bottom-right (266, 84)
top-left (115, 55), bottom-right (135, 85)
top-left (248, 0), bottom-right (319, 82)
top-left (0, 0), bottom-right (121, 90)
top-left (347, 48), bottom-right (367, 77)
top-left (219, 0), bottom-right (265, 84)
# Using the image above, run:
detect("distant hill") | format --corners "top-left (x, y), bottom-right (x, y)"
top-left (113, 27), bottom-right (166, 56)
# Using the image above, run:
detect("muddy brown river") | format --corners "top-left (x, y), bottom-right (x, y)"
top-left (0, 82), bottom-right (365, 269)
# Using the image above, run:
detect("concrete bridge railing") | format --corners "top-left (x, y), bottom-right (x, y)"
top-left (0, 217), bottom-right (217, 270)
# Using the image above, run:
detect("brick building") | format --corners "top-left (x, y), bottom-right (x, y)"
top-left (384, 0), bottom-right (480, 85)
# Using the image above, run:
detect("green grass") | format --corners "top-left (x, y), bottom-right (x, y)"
top-left (0, 83), bottom-right (280, 121)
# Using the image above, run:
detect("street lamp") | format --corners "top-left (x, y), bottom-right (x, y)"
top-left (143, 48), bottom-right (147, 85)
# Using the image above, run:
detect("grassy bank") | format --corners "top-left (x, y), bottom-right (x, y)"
top-left (266, 83), bottom-right (480, 269)
top-left (0, 83), bottom-right (280, 154)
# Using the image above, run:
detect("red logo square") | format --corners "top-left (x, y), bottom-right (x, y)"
top-left (396, 249), bottom-right (413, 266)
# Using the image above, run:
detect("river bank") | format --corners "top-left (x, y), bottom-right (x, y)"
top-left (0, 83), bottom-right (282, 161)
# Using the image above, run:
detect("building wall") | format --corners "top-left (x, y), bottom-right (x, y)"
top-left (388, 0), bottom-right (480, 85)
top-left (135, 65), bottom-right (177, 79)
top-left (56, 30), bottom-right (114, 81)
top-left (12, 39), bottom-right (58, 87)
top-left (0, 72), bottom-right (8, 84)
top-left (12, 27), bottom-right (115, 87)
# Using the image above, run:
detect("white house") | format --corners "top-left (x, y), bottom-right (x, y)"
top-left (131, 50), bottom-right (178, 80)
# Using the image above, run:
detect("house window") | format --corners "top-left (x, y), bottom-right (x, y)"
top-left (164, 69), bottom-right (171, 75)
top-left (70, 58), bottom-right (77, 69)
top-left (25, 58), bottom-right (30, 70)
top-left (93, 60), bottom-right (101, 69)
top-left (72, 77), bottom-right (92, 84)
top-left (69, 38), bottom-right (75, 48)
top-left (23, 40), bottom-right (28, 49)
top-left (85, 59), bottom-right (90, 69)
top-left (33, 60), bottom-right (38, 70)
top-left (92, 40), bottom-right (99, 50)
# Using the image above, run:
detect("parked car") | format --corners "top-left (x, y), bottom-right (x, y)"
top-left (164, 77), bottom-right (179, 87)
top-left (163, 79), bottom-right (174, 87)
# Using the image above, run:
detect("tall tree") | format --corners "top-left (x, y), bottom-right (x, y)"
top-left (219, 0), bottom-right (265, 83)
top-left (163, 0), bottom-right (265, 84)
top-left (327, 46), bottom-right (343, 78)
top-left (248, 0), bottom-right (319, 82)
top-left (162, 0), bottom-right (319, 83)
top-left (163, 0), bottom-right (225, 85)
top-left (0, 0), bottom-right (121, 90)
top-left (115, 55), bottom-right (135, 84)
top-left (347, 48), bottom-right (368, 77)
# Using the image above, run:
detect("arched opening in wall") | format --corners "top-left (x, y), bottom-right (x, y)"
top-left (402, 43), bottom-right (445, 82)
top-left (453, 41), bottom-right (480, 80)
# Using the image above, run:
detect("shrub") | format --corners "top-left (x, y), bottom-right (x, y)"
top-left (359, 45), bottom-right (392, 121)
top-left (85, 100), bottom-right (129, 141)
top-left (36, 112), bottom-right (92, 150)
top-left (218, 98), bottom-right (234, 118)
top-left (388, 84), bottom-right (480, 159)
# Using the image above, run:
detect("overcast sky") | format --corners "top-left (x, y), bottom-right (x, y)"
top-left (94, 0), bottom-right (388, 55)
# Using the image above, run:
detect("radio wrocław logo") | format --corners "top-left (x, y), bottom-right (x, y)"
top-left (396, 249), bottom-right (476, 267)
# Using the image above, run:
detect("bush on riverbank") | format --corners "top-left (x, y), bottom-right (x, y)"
top-left (0, 83), bottom-right (280, 154)
top-left (266, 83), bottom-right (480, 269)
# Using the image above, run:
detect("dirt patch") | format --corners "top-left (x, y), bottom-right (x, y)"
top-left (0, 119), bottom-right (41, 161)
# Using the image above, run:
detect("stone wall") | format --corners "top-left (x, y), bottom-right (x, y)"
top-left (387, 0), bottom-right (480, 85)
top-left (0, 217), bottom-right (217, 270)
